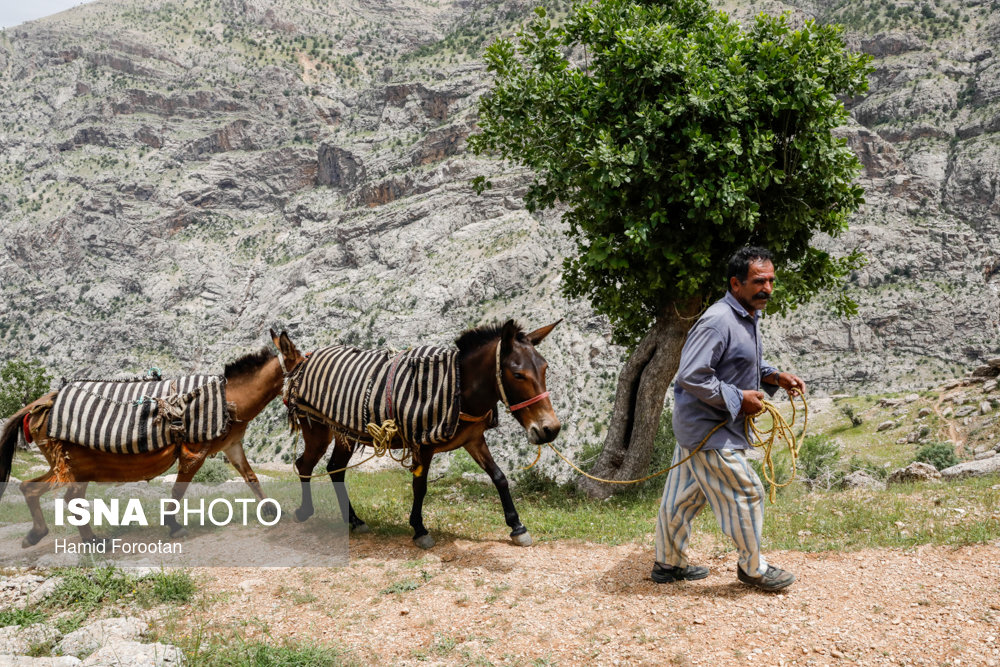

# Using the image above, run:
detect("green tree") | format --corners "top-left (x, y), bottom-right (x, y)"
top-left (470, 0), bottom-right (871, 495)
top-left (0, 360), bottom-right (52, 419)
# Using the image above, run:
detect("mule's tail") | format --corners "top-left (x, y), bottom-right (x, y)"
top-left (0, 405), bottom-right (31, 496)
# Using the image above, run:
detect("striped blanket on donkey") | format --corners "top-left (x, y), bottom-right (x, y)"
top-left (285, 345), bottom-right (461, 448)
top-left (47, 375), bottom-right (232, 454)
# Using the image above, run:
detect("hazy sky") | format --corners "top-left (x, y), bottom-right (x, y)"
top-left (0, 0), bottom-right (100, 29)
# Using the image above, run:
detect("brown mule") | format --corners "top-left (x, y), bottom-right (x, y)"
top-left (279, 320), bottom-right (562, 549)
top-left (0, 333), bottom-right (305, 548)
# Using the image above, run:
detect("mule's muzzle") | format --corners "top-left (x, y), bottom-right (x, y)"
top-left (528, 421), bottom-right (561, 444)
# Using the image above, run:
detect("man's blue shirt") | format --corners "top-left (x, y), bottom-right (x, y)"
top-left (672, 291), bottom-right (780, 450)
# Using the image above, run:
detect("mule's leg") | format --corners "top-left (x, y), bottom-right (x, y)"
top-left (222, 439), bottom-right (277, 521)
top-left (163, 445), bottom-right (212, 538)
top-left (62, 482), bottom-right (99, 544)
top-left (465, 438), bottom-right (532, 546)
top-left (410, 446), bottom-right (436, 549)
top-left (294, 420), bottom-right (333, 523)
top-left (20, 470), bottom-right (62, 548)
top-left (327, 436), bottom-right (368, 533)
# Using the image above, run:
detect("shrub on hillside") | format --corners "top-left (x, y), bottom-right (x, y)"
top-left (797, 435), bottom-right (843, 489)
top-left (914, 442), bottom-right (959, 470)
top-left (192, 456), bottom-right (231, 484)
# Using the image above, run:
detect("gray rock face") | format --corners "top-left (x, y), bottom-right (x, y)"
top-left (0, 625), bottom-right (60, 656)
top-left (0, 0), bottom-right (999, 474)
top-left (887, 462), bottom-right (942, 484)
top-left (841, 470), bottom-right (887, 491)
top-left (79, 641), bottom-right (182, 666)
top-left (0, 657), bottom-right (82, 666)
top-left (58, 618), bottom-right (148, 659)
top-left (940, 457), bottom-right (1000, 480)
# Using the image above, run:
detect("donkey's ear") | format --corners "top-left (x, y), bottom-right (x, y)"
top-left (499, 319), bottom-right (518, 356)
top-left (527, 319), bottom-right (562, 346)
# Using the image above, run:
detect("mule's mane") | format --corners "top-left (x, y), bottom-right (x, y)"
top-left (224, 348), bottom-right (276, 380)
top-left (454, 321), bottom-right (524, 355)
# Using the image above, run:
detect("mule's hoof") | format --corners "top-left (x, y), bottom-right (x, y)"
top-left (170, 527), bottom-right (188, 539)
top-left (351, 522), bottom-right (371, 534)
top-left (414, 534), bottom-right (435, 550)
top-left (511, 531), bottom-right (533, 547)
top-left (261, 504), bottom-right (278, 521)
top-left (21, 529), bottom-right (47, 548)
top-left (294, 507), bottom-right (312, 523)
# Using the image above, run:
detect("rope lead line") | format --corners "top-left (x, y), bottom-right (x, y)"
top-left (525, 390), bottom-right (807, 503)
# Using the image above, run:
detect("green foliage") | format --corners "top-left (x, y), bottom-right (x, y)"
top-left (0, 607), bottom-right (46, 626)
top-left (840, 404), bottom-right (863, 427)
top-left (797, 435), bottom-right (842, 488)
top-left (186, 638), bottom-right (347, 667)
top-left (0, 359), bottom-right (52, 418)
top-left (150, 570), bottom-right (197, 603)
top-left (471, 0), bottom-right (872, 345)
top-left (914, 441), bottom-right (959, 471)
top-left (51, 566), bottom-right (136, 612)
top-left (848, 454), bottom-right (887, 480)
top-left (192, 456), bottom-right (232, 483)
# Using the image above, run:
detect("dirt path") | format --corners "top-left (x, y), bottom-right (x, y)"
top-left (187, 535), bottom-right (1000, 666)
top-left (934, 391), bottom-right (962, 446)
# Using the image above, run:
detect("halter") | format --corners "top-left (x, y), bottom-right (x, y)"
top-left (495, 340), bottom-right (550, 413)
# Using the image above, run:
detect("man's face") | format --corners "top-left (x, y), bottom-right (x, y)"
top-left (730, 260), bottom-right (775, 313)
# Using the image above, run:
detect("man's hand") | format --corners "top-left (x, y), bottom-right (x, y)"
top-left (766, 372), bottom-right (807, 396)
top-left (741, 390), bottom-right (765, 415)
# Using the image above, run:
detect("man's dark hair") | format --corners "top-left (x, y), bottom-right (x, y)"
top-left (727, 246), bottom-right (773, 287)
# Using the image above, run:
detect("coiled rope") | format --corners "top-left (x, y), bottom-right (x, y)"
top-left (525, 390), bottom-right (806, 502)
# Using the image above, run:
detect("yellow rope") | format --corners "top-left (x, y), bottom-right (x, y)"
top-left (289, 418), bottom-right (426, 480)
top-left (366, 420), bottom-right (399, 456)
top-left (528, 391), bottom-right (806, 502)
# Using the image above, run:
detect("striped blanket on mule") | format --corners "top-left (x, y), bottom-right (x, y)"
top-left (47, 375), bottom-right (232, 454)
top-left (285, 345), bottom-right (460, 447)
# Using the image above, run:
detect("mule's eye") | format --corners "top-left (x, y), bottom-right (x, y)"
top-left (513, 372), bottom-right (526, 380)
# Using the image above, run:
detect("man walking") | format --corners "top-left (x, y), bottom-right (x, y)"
top-left (652, 246), bottom-right (806, 591)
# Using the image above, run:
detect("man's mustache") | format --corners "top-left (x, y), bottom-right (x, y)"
top-left (754, 292), bottom-right (770, 300)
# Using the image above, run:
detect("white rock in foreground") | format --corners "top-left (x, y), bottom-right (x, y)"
top-left (58, 618), bottom-right (148, 659)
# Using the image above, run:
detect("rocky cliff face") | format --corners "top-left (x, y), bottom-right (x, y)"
top-left (762, 0), bottom-right (1000, 392)
top-left (1, 0), bottom-right (998, 464)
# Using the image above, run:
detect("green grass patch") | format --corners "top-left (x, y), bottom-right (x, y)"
top-left (184, 636), bottom-right (350, 666)
top-left (0, 607), bottom-right (46, 627)
top-left (44, 566), bottom-right (198, 613)
top-left (332, 456), bottom-right (1000, 553)
top-left (149, 570), bottom-right (197, 604)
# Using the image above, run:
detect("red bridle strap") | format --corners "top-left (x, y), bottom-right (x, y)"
top-left (508, 391), bottom-right (550, 413)
top-left (22, 413), bottom-right (33, 444)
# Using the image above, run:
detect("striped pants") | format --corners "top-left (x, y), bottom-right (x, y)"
top-left (655, 444), bottom-right (768, 577)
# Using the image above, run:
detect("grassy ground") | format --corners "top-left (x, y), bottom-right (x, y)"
top-left (319, 456), bottom-right (1000, 552)
top-left (4, 390), bottom-right (999, 664)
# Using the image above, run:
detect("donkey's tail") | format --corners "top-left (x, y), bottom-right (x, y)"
top-left (0, 405), bottom-right (32, 496)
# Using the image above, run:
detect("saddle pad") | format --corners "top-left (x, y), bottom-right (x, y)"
top-left (291, 345), bottom-right (460, 447)
top-left (47, 375), bottom-right (230, 454)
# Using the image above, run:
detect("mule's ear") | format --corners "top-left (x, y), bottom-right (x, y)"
top-left (277, 331), bottom-right (300, 363)
top-left (527, 319), bottom-right (562, 346)
top-left (269, 329), bottom-right (280, 348)
top-left (500, 319), bottom-right (518, 356)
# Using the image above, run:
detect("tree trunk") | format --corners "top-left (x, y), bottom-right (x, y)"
top-left (578, 300), bottom-right (700, 498)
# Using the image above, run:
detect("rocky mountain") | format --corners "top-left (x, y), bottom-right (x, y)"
top-left (1, 0), bottom-right (998, 465)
